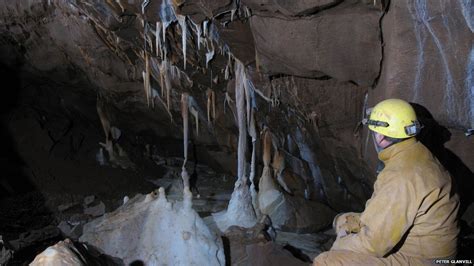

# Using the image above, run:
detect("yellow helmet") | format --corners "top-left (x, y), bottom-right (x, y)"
top-left (365, 98), bottom-right (421, 139)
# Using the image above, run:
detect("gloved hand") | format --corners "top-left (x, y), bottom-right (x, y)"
top-left (333, 212), bottom-right (362, 238)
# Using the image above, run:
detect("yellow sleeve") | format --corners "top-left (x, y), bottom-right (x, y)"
top-left (334, 212), bottom-right (362, 236)
top-left (331, 175), bottom-right (418, 257)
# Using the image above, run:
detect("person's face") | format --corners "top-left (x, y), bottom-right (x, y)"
top-left (373, 132), bottom-right (392, 151)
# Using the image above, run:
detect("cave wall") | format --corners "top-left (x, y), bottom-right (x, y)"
top-left (0, 0), bottom-right (472, 215)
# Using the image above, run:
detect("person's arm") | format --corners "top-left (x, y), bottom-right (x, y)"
top-left (331, 175), bottom-right (418, 257)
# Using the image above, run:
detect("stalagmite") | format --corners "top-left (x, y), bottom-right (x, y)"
top-left (258, 129), bottom-right (283, 215)
top-left (212, 60), bottom-right (257, 232)
top-left (248, 111), bottom-right (260, 218)
top-left (79, 186), bottom-right (225, 265)
top-left (181, 93), bottom-right (190, 189)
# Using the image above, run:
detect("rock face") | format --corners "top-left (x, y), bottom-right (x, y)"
top-left (373, 0), bottom-right (473, 129)
top-left (80, 188), bottom-right (225, 265)
top-left (242, 0), bottom-right (342, 17)
top-left (250, 1), bottom-right (382, 86)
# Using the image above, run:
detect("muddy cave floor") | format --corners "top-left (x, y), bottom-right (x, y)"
top-left (2, 164), bottom-right (474, 264)
top-left (0, 160), bottom-right (334, 265)
top-left (0, 112), bottom-right (473, 265)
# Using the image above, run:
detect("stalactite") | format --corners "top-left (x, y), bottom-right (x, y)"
top-left (206, 89), bottom-right (216, 123)
top-left (248, 112), bottom-right (257, 180)
top-left (155, 21), bottom-right (162, 57)
top-left (162, 23), bottom-right (167, 45)
top-left (207, 89), bottom-right (212, 123)
top-left (203, 20), bottom-right (209, 37)
top-left (196, 23), bottom-right (202, 50)
top-left (141, 0), bottom-right (150, 14)
top-left (153, 87), bottom-right (174, 122)
top-left (224, 65), bottom-right (230, 80)
top-left (206, 46), bottom-right (215, 68)
top-left (142, 71), bottom-right (148, 105)
top-left (224, 52), bottom-right (232, 80)
top-left (211, 90), bottom-right (216, 121)
top-left (145, 53), bottom-right (153, 108)
top-left (177, 15), bottom-right (187, 69)
top-left (189, 105), bottom-right (199, 137)
top-left (273, 150), bottom-right (292, 194)
top-left (262, 129), bottom-right (272, 168)
top-left (235, 60), bottom-right (247, 182)
top-left (160, 0), bottom-right (177, 51)
top-left (146, 32), bottom-right (153, 54)
top-left (96, 95), bottom-right (111, 145)
top-left (181, 93), bottom-right (190, 189)
top-left (158, 60), bottom-right (172, 112)
top-left (244, 63), bottom-right (258, 187)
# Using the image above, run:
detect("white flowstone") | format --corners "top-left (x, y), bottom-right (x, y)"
top-left (80, 188), bottom-right (225, 265)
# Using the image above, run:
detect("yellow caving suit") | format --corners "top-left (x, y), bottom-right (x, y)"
top-left (314, 138), bottom-right (459, 265)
